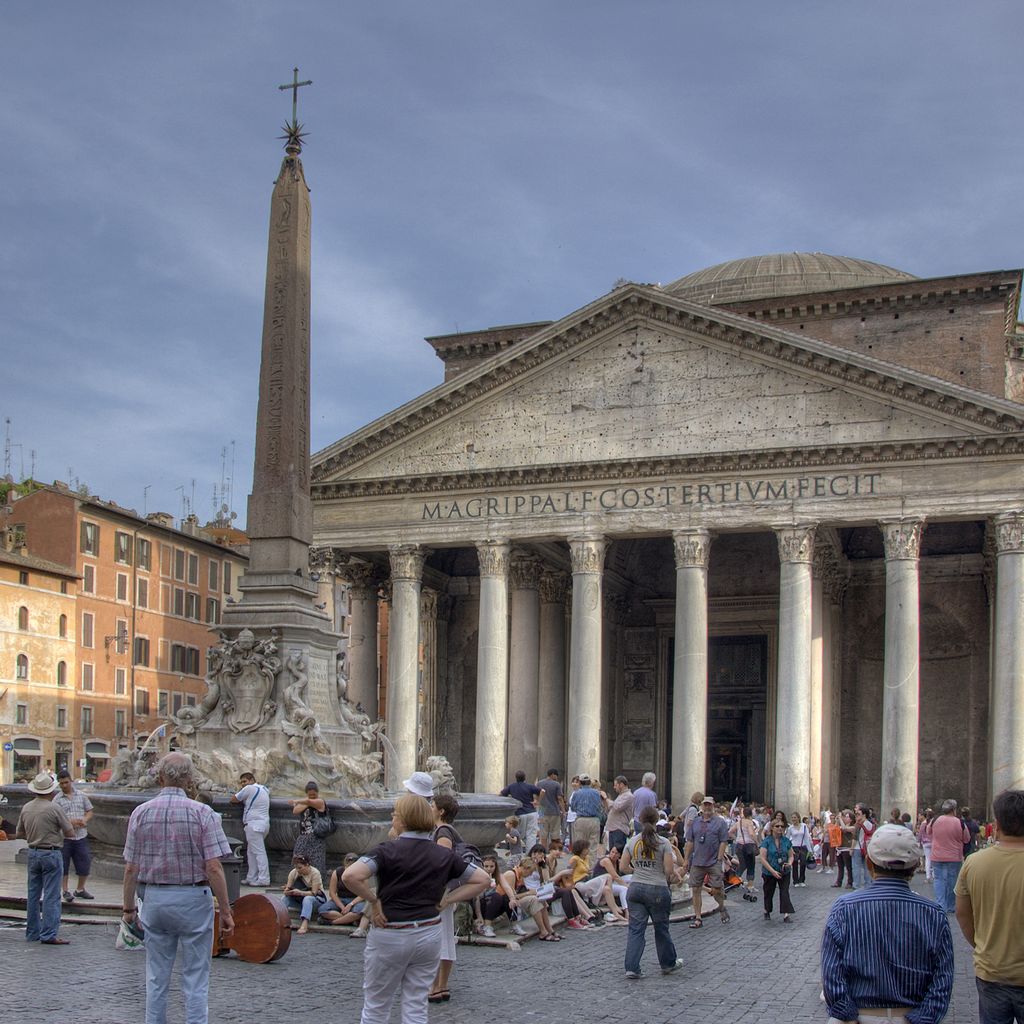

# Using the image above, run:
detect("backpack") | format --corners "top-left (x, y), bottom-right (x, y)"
top-left (435, 823), bottom-right (483, 869)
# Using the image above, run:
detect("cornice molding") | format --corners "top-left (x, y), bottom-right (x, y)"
top-left (312, 432), bottom-right (1024, 502)
top-left (311, 284), bottom-right (1024, 485)
top-left (729, 277), bottom-right (1018, 325)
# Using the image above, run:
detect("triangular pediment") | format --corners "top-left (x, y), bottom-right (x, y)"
top-left (312, 285), bottom-right (1024, 489)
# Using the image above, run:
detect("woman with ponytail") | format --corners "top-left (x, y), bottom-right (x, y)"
top-left (619, 805), bottom-right (683, 978)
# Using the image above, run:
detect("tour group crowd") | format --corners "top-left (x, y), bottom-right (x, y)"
top-left (11, 757), bottom-right (1024, 1024)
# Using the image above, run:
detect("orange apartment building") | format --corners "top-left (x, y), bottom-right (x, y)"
top-left (1, 484), bottom-right (247, 780)
top-left (0, 530), bottom-right (78, 783)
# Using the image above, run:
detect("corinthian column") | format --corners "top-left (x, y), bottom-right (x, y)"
top-left (567, 536), bottom-right (605, 781)
top-left (343, 562), bottom-right (380, 720)
top-left (386, 545), bottom-right (424, 789)
top-left (475, 541), bottom-right (510, 794)
top-left (992, 513), bottom-right (1024, 794)
top-left (508, 553), bottom-right (542, 779)
top-left (774, 526), bottom-right (815, 814)
top-left (538, 570), bottom-right (568, 773)
top-left (880, 519), bottom-right (923, 818)
top-left (809, 548), bottom-right (826, 816)
top-left (672, 529), bottom-right (711, 804)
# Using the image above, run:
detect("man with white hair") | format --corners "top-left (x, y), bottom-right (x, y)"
top-left (822, 823), bottom-right (953, 1024)
top-left (122, 752), bottom-right (234, 1024)
top-left (632, 772), bottom-right (658, 833)
top-left (927, 798), bottom-right (970, 914)
top-left (15, 772), bottom-right (75, 944)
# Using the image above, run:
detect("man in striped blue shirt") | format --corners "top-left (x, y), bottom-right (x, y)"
top-left (821, 824), bottom-right (954, 1024)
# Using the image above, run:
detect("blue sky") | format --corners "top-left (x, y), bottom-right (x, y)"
top-left (3, 2), bottom-right (1022, 527)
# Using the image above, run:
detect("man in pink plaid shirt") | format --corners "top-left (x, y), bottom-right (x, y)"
top-left (122, 752), bottom-right (234, 1024)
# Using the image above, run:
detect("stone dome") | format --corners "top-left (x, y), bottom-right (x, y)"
top-left (663, 252), bottom-right (916, 305)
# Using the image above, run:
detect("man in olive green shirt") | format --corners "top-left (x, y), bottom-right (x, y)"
top-left (15, 772), bottom-right (75, 944)
top-left (955, 789), bottom-right (1024, 1023)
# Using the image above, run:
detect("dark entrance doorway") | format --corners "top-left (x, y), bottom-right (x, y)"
top-left (665, 634), bottom-right (769, 804)
top-left (707, 635), bottom-right (768, 802)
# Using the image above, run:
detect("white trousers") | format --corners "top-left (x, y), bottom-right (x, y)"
top-left (575, 876), bottom-right (610, 904)
top-left (244, 823), bottom-right (270, 885)
top-left (361, 923), bottom-right (441, 1024)
top-left (519, 812), bottom-right (539, 851)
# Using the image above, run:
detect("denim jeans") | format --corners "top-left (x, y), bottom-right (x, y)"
top-left (139, 884), bottom-right (215, 1024)
top-left (852, 848), bottom-right (871, 889)
top-left (976, 977), bottom-right (1024, 1024)
top-left (624, 881), bottom-right (677, 974)
top-left (284, 891), bottom-right (327, 920)
top-left (26, 848), bottom-right (63, 942)
top-left (932, 860), bottom-right (961, 914)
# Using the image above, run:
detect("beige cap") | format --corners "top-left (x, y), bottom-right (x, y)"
top-left (867, 823), bottom-right (923, 869)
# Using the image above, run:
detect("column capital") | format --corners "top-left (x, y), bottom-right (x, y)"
top-left (339, 560), bottom-right (382, 600)
top-left (568, 536), bottom-right (606, 575)
top-left (672, 528), bottom-right (712, 569)
top-left (993, 511), bottom-right (1024, 554)
top-left (308, 545), bottom-right (342, 574)
top-left (476, 539), bottom-right (511, 578)
top-left (813, 542), bottom-right (848, 606)
top-left (776, 525), bottom-right (815, 565)
top-left (388, 544), bottom-right (426, 582)
top-left (880, 519), bottom-right (924, 561)
top-left (419, 587), bottom-right (439, 619)
top-left (539, 569), bottom-right (568, 605)
top-left (510, 551), bottom-right (542, 590)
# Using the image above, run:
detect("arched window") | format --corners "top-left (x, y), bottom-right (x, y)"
top-left (56, 661), bottom-right (67, 687)
top-left (58, 614), bottom-right (67, 638)
top-left (16, 653), bottom-right (28, 679)
top-left (18, 606), bottom-right (28, 630)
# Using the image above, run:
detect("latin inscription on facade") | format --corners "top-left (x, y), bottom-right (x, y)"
top-left (422, 473), bottom-right (881, 521)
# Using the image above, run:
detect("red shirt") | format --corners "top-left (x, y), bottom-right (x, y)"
top-left (927, 814), bottom-right (970, 863)
top-left (857, 817), bottom-right (876, 855)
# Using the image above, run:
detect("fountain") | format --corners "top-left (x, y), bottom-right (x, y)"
top-left (0, 99), bottom-right (516, 877)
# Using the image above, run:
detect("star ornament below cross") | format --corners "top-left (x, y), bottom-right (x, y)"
top-left (279, 119), bottom-right (309, 151)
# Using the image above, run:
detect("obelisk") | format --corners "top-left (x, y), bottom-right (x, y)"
top-left (209, 72), bottom-right (361, 781)
top-left (225, 71), bottom-right (326, 627)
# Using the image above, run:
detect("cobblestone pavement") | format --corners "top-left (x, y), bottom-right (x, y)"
top-left (1, 855), bottom-right (981, 1024)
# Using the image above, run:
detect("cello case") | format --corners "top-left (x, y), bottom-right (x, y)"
top-left (213, 892), bottom-right (292, 963)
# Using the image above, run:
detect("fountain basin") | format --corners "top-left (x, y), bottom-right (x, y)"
top-left (0, 785), bottom-right (517, 881)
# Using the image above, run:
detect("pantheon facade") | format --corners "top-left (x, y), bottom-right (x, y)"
top-left (311, 253), bottom-right (1024, 816)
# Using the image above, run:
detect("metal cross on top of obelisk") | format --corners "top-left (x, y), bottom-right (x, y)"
top-left (278, 67), bottom-right (312, 151)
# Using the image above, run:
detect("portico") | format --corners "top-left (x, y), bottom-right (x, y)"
top-left (311, 253), bottom-right (1024, 813)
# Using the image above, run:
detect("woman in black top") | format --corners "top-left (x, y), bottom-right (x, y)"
top-left (429, 794), bottom-right (461, 1002)
top-left (290, 780), bottom-right (327, 879)
top-left (342, 794), bottom-right (489, 1024)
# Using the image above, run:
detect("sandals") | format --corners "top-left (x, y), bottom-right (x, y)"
top-left (719, 909), bottom-right (730, 923)
top-left (428, 990), bottom-right (451, 1003)
top-left (689, 918), bottom-right (703, 929)
top-left (539, 933), bottom-right (562, 942)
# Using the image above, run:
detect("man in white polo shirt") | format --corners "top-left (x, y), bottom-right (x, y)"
top-left (232, 772), bottom-right (271, 886)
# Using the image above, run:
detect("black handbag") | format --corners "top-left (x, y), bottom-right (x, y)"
top-left (312, 809), bottom-right (337, 839)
